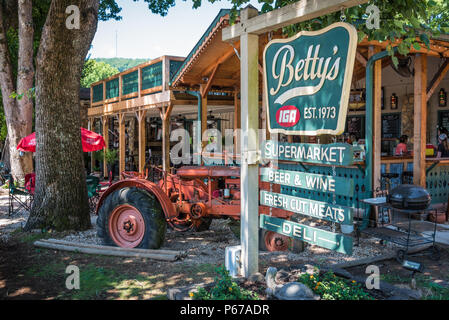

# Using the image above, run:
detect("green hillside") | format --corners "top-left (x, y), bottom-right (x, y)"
top-left (94, 58), bottom-right (150, 72)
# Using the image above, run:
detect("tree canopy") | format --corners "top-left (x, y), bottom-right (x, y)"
top-left (92, 58), bottom-right (149, 72)
top-left (237, 0), bottom-right (449, 65)
top-left (81, 59), bottom-right (119, 88)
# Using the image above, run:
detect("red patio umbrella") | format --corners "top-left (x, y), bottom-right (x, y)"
top-left (17, 127), bottom-right (105, 153)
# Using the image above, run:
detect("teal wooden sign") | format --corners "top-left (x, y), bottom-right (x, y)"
top-left (263, 22), bottom-right (357, 136)
top-left (260, 190), bottom-right (353, 225)
top-left (260, 167), bottom-right (354, 196)
top-left (262, 140), bottom-right (353, 166)
top-left (260, 214), bottom-right (353, 255)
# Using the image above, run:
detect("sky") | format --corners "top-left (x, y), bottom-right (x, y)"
top-left (89, 0), bottom-right (262, 59)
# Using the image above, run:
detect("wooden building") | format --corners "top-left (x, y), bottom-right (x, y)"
top-left (89, 7), bottom-right (449, 207)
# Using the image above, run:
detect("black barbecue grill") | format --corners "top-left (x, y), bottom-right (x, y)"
top-left (387, 184), bottom-right (431, 210)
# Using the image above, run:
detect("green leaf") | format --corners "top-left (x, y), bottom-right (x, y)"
top-left (392, 56), bottom-right (399, 68)
top-left (420, 33), bottom-right (430, 47)
top-left (357, 31), bottom-right (366, 42)
top-left (413, 42), bottom-right (421, 51)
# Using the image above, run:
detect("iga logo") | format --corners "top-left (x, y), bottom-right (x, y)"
top-left (276, 105), bottom-right (300, 127)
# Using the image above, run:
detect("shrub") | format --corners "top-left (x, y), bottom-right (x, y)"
top-left (298, 271), bottom-right (373, 300)
top-left (192, 265), bottom-right (259, 300)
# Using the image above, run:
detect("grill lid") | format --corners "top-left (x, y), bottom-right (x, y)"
top-left (387, 184), bottom-right (431, 210)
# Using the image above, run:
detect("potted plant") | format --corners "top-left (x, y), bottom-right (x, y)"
top-left (104, 149), bottom-right (118, 181)
top-left (92, 151), bottom-right (104, 174)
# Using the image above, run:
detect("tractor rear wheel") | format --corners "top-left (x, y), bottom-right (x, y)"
top-left (97, 187), bottom-right (166, 249)
top-left (258, 229), bottom-right (305, 252)
top-left (259, 229), bottom-right (290, 252)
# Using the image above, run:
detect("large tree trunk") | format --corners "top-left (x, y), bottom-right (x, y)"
top-left (0, 0), bottom-right (34, 180)
top-left (26, 0), bottom-right (99, 231)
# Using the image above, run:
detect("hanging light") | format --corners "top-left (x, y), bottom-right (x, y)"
top-left (439, 88), bottom-right (447, 107)
top-left (390, 93), bottom-right (398, 110)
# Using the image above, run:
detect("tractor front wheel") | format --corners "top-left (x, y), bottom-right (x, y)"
top-left (97, 187), bottom-right (166, 249)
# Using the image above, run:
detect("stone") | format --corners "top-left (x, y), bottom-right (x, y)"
top-left (273, 282), bottom-right (318, 300)
top-left (248, 272), bottom-right (265, 283)
top-left (274, 269), bottom-right (290, 283)
top-left (265, 266), bottom-right (319, 300)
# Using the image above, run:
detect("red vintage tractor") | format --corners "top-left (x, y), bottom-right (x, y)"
top-left (95, 165), bottom-right (300, 252)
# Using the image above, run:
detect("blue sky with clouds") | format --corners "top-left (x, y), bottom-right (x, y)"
top-left (89, 0), bottom-right (262, 59)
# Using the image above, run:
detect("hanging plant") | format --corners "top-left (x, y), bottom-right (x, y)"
top-left (227, 0), bottom-right (449, 67)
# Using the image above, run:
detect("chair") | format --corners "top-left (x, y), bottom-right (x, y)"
top-left (98, 171), bottom-right (113, 192)
top-left (24, 173), bottom-right (35, 195)
top-left (8, 175), bottom-right (33, 216)
top-left (86, 175), bottom-right (101, 214)
top-left (0, 162), bottom-right (10, 185)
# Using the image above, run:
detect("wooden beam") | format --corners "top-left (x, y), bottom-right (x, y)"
top-left (102, 80), bottom-right (106, 103)
top-left (137, 110), bottom-right (147, 174)
top-left (119, 75), bottom-right (122, 101)
top-left (356, 51), bottom-right (367, 67)
top-left (200, 84), bottom-right (208, 151)
top-left (162, 56), bottom-right (170, 92)
top-left (138, 67), bottom-right (142, 98)
top-left (89, 118), bottom-right (96, 173)
top-left (222, 0), bottom-right (369, 42)
top-left (160, 104), bottom-right (173, 172)
top-left (118, 113), bottom-right (126, 177)
top-left (369, 46), bottom-right (382, 192)
top-left (182, 75), bottom-right (237, 87)
top-left (199, 43), bottom-right (240, 77)
top-left (413, 54), bottom-right (427, 187)
top-left (427, 58), bottom-right (449, 102)
top-left (102, 116), bottom-right (109, 178)
top-left (200, 63), bottom-right (220, 98)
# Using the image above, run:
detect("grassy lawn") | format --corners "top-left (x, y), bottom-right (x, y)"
top-left (380, 273), bottom-right (449, 300)
top-left (0, 230), bottom-right (218, 300)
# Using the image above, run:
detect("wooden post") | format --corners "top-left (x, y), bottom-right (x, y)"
top-left (89, 118), bottom-right (95, 172)
top-left (200, 84), bottom-right (208, 150)
top-left (138, 68), bottom-right (142, 98)
top-left (119, 75), bottom-right (122, 101)
top-left (137, 110), bottom-right (147, 174)
top-left (162, 56), bottom-right (170, 92)
top-left (102, 80), bottom-right (106, 103)
top-left (160, 104), bottom-right (173, 172)
top-left (118, 113), bottom-right (126, 177)
top-left (369, 46), bottom-right (382, 191)
top-left (239, 7), bottom-right (259, 278)
top-left (413, 53), bottom-right (427, 187)
top-left (102, 116), bottom-right (109, 178)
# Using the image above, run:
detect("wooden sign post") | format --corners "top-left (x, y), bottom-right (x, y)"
top-left (222, 0), bottom-right (369, 278)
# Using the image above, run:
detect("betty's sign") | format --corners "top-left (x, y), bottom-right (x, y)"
top-left (263, 22), bottom-right (357, 135)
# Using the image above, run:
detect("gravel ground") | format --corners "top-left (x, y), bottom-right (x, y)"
top-left (51, 219), bottom-right (402, 266)
top-left (0, 191), bottom-right (30, 241)
top-left (0, 187), bottom-right (403, 266)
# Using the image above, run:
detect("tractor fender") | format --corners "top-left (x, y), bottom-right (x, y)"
top-left (96, 178), bottom-right (177, 220)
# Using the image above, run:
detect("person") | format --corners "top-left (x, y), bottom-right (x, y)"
top-left (437, 132), bottom-right (449, 158)
top-left (395, 135), bottom-right (408, 156)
